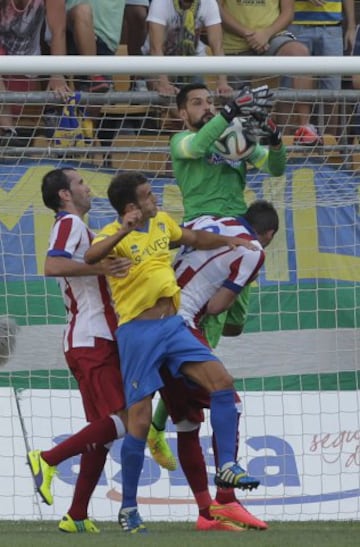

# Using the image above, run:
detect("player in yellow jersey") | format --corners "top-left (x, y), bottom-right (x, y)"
top-left (85, 171), bottom-right (260, 533)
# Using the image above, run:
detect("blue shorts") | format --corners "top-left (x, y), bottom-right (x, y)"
top-left (116, 315), bottom-right (220, 408)
top-left (286, 24), bottom-right (343, 90)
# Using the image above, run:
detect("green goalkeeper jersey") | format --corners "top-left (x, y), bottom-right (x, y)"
top-left (170, 114), bottom-right (287, 222)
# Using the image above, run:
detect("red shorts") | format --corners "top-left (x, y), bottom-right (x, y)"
top-left (160, 366), bottom-right (209, 424)
top-left (160, 326), bottom-right (240, 424)
top-left (65, 337), bottom-right (125, 422)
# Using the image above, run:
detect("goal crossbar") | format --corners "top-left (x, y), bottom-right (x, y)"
top-left (1, 89), bottom-right (359, 106)
top-left (1, 55), bottom-right (360, 76)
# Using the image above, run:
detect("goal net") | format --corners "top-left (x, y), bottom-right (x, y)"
top-left (0, 56), bottom-right (359, 523)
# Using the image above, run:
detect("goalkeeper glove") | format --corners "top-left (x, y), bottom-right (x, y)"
top-left (220, 85), bottom-right (273, 123)
top-left (251, 110), bottom-right (282, 146)
top-left (260, 116), bottom-right (282, 146)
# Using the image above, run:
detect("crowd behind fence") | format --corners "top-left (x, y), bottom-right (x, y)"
top-left (1, 88), bottom-right (360, 161)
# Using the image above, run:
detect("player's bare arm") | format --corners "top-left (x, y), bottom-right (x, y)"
top-left (206, 286), bottom-right (238, 316)
top-left (207, 239), bottom-right (265, 314)
top-left (85, 210), bottom-right (142, 264)
top-left (177, 228), bottom-right (258, 251)
top-left (262, 0), bottom-right (294, 38)
top-left (44, 255), bottom-right (132, 277)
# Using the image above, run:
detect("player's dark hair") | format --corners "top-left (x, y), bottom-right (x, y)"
top-left (244, 200), bottom-right (279, 235)
top-left (41, 168), bottom-right (75, 212)
top-left (108, 172), bottom-right (148, 215)
top-left (176, 83), bottom-right (209, 110)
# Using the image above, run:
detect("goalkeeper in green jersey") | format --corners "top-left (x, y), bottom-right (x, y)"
top-left (170, 82), bottom-right (286, 347)
top-left (147, 83), bottom-right (286, 470)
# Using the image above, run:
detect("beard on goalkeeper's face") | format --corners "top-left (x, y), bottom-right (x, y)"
top-left (192, 112), bottom-right (215, 130)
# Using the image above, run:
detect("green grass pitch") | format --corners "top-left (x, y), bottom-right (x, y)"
top-left (0, 521), bottom-right (359, 547)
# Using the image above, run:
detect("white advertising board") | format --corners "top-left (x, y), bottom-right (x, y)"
top-left (0, 388), bottom-right (359, 522)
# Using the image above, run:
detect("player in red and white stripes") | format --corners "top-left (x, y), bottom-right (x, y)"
top-left (27, 167), bottom-right (131, 533)
top-left (160, 200), bottom-right (278, 531)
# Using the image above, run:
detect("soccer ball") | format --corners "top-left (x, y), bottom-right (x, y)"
top-left (214, 117), bottom-right (256, 161)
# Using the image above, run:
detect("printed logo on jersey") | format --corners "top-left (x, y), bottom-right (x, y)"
top-left (207, 152), bottom-right (243, 168)
top-left (142, 237), bottom-right (168, 256)
top-left (130, 244), bottom-right (140, 254)
top-left (157, 222), bottom-right (166, 232)
top-left (131, 236), bottom-right (169, 264)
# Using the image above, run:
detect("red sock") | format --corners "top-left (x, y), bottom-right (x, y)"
top-left (67, 446), bottom-right (108, 521)
top-left (177, 429), bottom-right (212, 519)
top-left (41, 416), bottom-right (117, 466)
top-left (216, 486), bottom-right (237, 504)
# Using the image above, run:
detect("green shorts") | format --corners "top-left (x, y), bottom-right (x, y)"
top-left (201, 285), bottom-right (251, 349)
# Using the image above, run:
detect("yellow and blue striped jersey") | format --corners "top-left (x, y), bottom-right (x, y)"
top-left (293, 1), bottom-right (343, 25)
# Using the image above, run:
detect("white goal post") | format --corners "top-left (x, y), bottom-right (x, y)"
top-left (0, 55), bottom-right (359, 524)
top-left (1, 55), bottom-right (360, 75)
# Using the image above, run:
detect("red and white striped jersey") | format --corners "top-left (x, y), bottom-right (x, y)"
top-left (174, 215), bottom-right (265, 329)
top-left (47, 212), bottom-right (117, 351)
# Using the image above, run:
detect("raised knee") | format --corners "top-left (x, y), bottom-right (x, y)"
top-left (278, 42), bottom-right (310, 57)
top-left (68, 3), bottom-right (93, 24)
top-left (217, 370), bottom-right (234, 391)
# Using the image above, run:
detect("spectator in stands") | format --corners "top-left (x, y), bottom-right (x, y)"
top-left (123, 0), bottom-right (150, 91)
top-left (51, 0), bottom-right (127, 143)
top-left (289, 0), bottom-right (356, 83)
top-left (142, 0), bottom-right (233, 96)
top-left (352, 22), bottom-right (360, 89)
top-left (218, 0), bottom-right (322, 145)
top-left (288, 0), bottom-right (356, 137)
top-left (65, 0), bottom-right (126, 91)
top-left (0, 0), bottom-right (70, 147)
top-left (64, 0), bottom-right (149, 92)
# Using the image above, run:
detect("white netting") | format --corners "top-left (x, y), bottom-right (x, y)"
top-left (0, 56), bottom-right (359, 522)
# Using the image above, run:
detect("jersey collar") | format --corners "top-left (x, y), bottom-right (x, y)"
top-left (55, 211), bottom-right (71, 220)
top-left (237, 216), bottom-right (258, 239)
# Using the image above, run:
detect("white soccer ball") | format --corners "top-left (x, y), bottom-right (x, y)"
top-left (214, 117), bottom-right (256, 161)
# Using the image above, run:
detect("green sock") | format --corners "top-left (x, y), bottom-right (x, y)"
top-left (152, 398), bottom-right (168, 431)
